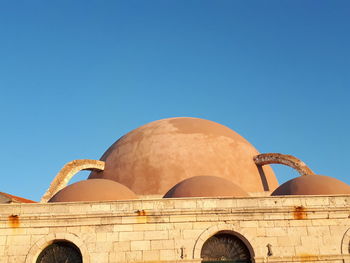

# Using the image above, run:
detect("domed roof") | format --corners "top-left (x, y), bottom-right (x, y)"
top-left (163, 176), bottom-right (249, 198)
top-left (48, 179), bottom-right (137, 202)
top-left (271, 174), bottom-right (350, 196)
top-left (89, 117), bottom-right (278, 195)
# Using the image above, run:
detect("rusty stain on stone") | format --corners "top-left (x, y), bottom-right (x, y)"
top-left (8, 215), bottom-right (20, 228)
top-left (297, 254), bottom-right (317, 262)
top-left (293, 206), bottom-right (307, 220)
top-left (137, 210), bottom-right (146, 216)
top-left (136, 210), bottom-right (148, 223)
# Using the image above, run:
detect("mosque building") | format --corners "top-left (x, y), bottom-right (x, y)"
top-left (1, 117), bottom-right (350, 263)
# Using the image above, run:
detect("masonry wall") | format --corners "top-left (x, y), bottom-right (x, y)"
top-left (1, 195), bottom-right (350, 263)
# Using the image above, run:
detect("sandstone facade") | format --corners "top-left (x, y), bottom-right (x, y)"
top-left (1, 195), bottom-right (350, 263)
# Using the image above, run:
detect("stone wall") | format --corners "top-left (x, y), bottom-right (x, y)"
top-left (1, 195), bottom-right (350, 263)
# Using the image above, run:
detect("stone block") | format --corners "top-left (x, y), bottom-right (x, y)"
top-left (305, 197), bottom-right (329, 206)
top-left (147, 216), bottom-right (170, 223)
top-left (312, 219), bottom-right (338, 226)
top-left (0, 245), bottom-right (5, 254)
top-left (196, 199), bottom-right (217, 209)
top-left (143, 250), bottom-right (160, 261)
top-left (6, 235), bottom-right (30, 245)
top-left (86, 241), bottom-right (96, 252)
top-left (49, 204), bottom-right (70, 213)
top-left (159, 249), bottom-right (176, 260)
top-left (113, 241), bottom-right (131, 252)
top-left (281, 197), bottom-right (303, 207)
top-left (192, 222), bottom-right (213, 230)
top-left (144, 230), bottom-right (168, 240)
top-left (307, 225), bottom-right (330, 236)
top-left (321, 235), bottom-right (340, 254)
top-left (330, 225), bottom-right (347, 236)
top-left (275, 245), bottom-right (295, 256)
top-left (256, 227), bottom-right (266, 237)
top-left (217, 199), bottom-right (237, 208)
top-left (119, 231), bottom-right (144, 241)
top-left (0, 236), bottom-right (6, 245)
top-left (27, 227), bottom-right (49, 235)
top-left (113, 224), bottom-right (134, 232)
top-left (49, 226), bottom-right (67, 233)
top-left (125, 251), bottom-right (142, 262)
top-left (152, 199), bottom-right (175, 210)
top-left (133, 223), bottom-right (157, 231)
top-left (174, 239), bottom-right (195, 251)
top-left (236, 198), bottom-right (259, 208)
top-left (196, 215), bottom-right (219, 222)
top-left (109, 251), bottom-right (125, 262)
top-left (258, 221), bottom-right (275, 227)
top-left (150, 240), bottom-right (174, 250)
top-left (91, 204), bottom-right (111, 212)
top-left (266, 227), bottom-right (287, 237)
top-left (174, 222), bottom-right (193, 230)
top-left (174, 200), bottom-right (197, 209)
top-left (106, 232), bottom-right (117, 242)
top-left (170, 215), bottom-right (196, 223)
top-left (183, 229), bottom-right (201, 239)
top-left (95, 241), bottom-right (113, 252)
top-left (7, 245), bottom-right (30, 256)
top-left (277, 236), bottom-right (300, 246)
top-left (286, 226), bottom-right (307, 236)
top-left (130, 240), bottom-right (150, 251)
top-left (299, 236), bottom-right (321, 254)
top-left (80, 232), bottom-right (96, 243)
top-left (8, 255), bottom-right (26, 263)
top-left (289, 219), bottom-right (311, 226)
top-left (90, 252), bottom-right (109, 263)
top-left (121, 216), bottom-right (140, 224)
top-left (168, 229), bottom-right (182, 239)
top-left (96, 232), bottom-right (107, 242)
top-left (96, 224), bottom-right (113, 232)
top-left (240, 221), bottom-right (258, 227)
top-left (156, 223), bottom-right (174, 230)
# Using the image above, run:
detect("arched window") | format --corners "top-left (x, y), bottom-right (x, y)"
top-left (201, 233), bottom-right (252, 263)
top-left (36, 241), bottom-right (82, 263)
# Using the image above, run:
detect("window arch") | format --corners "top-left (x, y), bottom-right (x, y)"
top-left (341, 227), bottom-right (350, 263)
top-left (201, 232), bottom-right (252, 263)
top-left (36, 241), bottom-right (82, 263)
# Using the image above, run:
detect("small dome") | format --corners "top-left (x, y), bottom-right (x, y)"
top-left (89, 117), bottom-right (278, 195)
top-left (49, 179), bottom-right (137, 202)
top-left (163, 176), bottom-right (249, 198)
top-left (271, 174), bottom-right (350, 196)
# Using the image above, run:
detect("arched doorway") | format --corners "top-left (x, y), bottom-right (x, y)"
top-left (201, 232), bottom-right (252, 263)
top-left (36, 241), bottom-right (82, 263)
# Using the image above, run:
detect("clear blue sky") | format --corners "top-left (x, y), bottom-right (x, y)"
top-left (0, 1), bottom-right (349, 201)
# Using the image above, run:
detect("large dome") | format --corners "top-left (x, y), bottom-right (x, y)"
top-left (163, 176), bottom-right (248, 198)
top-left (49, 179), bottom-right (137, 202)
top-left (271, 174), bottom-right (350, 196)
top-left (89, 117), bottom-right (278, 195)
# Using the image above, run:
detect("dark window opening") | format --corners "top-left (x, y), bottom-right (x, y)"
top-left (201, 233), bottom-right (252, 263)
top-left (36, 241), bottom-right (82, 263)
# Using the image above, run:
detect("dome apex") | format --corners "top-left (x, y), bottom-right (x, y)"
top-left (89, 117), bottom-right (278, 195)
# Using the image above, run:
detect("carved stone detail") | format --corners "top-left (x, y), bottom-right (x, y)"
top-left (253, 153), bottom-right (314, 177)
top-left (40, 159), bottom-right (105, 202)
